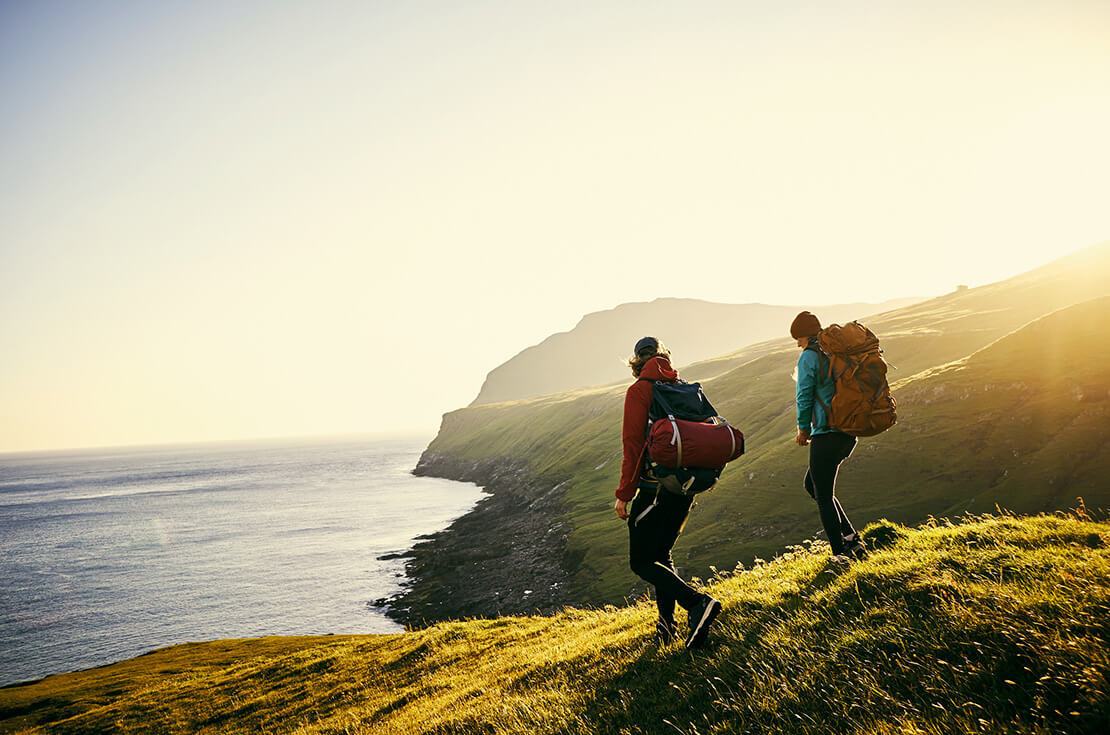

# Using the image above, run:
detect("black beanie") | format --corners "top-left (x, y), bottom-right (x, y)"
top-left (633, 336), bottom-right (659, 357)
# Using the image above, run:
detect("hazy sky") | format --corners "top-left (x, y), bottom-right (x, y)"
top-left (2, 1), bottom-right (1109, 452)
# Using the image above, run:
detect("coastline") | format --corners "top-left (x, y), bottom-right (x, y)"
top-left (382, 452), bottom-right (576, 625)
top-left (0, 438), bottom-right (484, 687)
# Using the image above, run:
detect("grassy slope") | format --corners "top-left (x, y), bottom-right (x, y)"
top-left (3, 514), bottom-right (1107, 734)
top-left (425, 243), bottom-right (1110, 604)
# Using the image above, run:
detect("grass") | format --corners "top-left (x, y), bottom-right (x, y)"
top-left (2, 512), bottom-right (1107, 734)
top-left (422, 245), bottom-right (1110, 605)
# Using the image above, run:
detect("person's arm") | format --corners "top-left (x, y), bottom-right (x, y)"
top-left (616, 382), bottom-right (651, 502)
top-left (795, 350), bottom-right (818, 443)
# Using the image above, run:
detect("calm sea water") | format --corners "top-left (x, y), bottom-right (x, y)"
top-left (0, 436), bottom-right (485, 686)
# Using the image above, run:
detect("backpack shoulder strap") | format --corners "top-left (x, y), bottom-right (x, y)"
top-left (804, 344), bottom-right (832, 380)
top-left (803, 344), bottom-right (833, 417)
top-left (634, 379), bottom-right (660, 466)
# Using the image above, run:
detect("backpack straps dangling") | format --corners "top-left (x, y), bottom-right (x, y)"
top-left (667, 414), bottom-right (683, 467)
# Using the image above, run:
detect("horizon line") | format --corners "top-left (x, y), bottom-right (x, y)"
top-left (0, 429), bottom-right (437, 459)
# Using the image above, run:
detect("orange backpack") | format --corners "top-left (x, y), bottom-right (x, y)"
top-left (814, 321), bottom-right (897, 437)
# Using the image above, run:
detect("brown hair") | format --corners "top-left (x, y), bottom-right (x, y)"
top-left (627, 342), bottom-right (671, 377)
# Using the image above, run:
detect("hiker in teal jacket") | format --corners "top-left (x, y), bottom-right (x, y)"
top-left (795, 344), bottom-right (836, 437)
top-left (791, 311), bottom-right (865, 560)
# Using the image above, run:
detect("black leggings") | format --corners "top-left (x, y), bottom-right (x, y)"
top-left (804, 432), bottom-right (858, 554)
top-left (627, 490), bottom-right (701, 621)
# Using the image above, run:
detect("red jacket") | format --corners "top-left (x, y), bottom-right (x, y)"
top-left (615, 355), bottom-right (679, 501)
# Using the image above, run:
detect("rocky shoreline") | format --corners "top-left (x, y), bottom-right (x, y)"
top-left (377, 452), bottom-right (575, 627)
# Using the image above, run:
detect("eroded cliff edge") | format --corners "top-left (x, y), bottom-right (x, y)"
top-left (382, 452), bottom-right (576, 626)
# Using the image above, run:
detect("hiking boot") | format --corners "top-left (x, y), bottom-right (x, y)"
top-left (654, 617), bottom-right (678, 646)
top-left (685, 595), bottom-right (721, 650)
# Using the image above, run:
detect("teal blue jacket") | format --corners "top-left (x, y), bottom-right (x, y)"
top-left (796, 341), bottom-right (836, 436)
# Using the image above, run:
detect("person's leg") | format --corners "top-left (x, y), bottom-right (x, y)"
top-left (653, 555), bottom-right (678, 637)
top-left (642, 494), bottom-right (721, 649)
top-left (803, 467), bottom-right (816, 499)
top-left (829, 434), bottom-right (859, 542)
top-left (652, 494), bottom-right (695, 626)
top-left (833, 498), bottom-right (856, 539)
top-left (652, 559), bottom-right (679, 635)
top-left (628, 494), bottom-right (702, 611)
top-left (655, 593), bottom-right (676, 625)
top-left (808, 435), bottom-right (852, 554)
top-left (652, 558), bottom-right (678, 641)
top-left (628, 492), bottom-right (671, 641)
top-left (805, 459), bottom-right (854, 542)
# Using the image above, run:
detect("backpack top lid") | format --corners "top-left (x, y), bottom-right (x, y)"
top-left (647, 380), bottom-right (717, 423)
top-left (817, 321), bottom-right (880, 356)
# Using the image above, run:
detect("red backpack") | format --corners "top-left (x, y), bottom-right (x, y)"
top-left (639, 379), bottom-right (745, 495)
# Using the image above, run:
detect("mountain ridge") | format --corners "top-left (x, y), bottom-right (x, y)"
top-left (471, 296), bottom-right (924, 405)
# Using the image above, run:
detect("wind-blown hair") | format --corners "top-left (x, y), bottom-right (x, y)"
top-left (627, 341), bottom-right (671, 377)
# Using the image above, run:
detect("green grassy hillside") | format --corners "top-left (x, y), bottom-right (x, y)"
top-left (421, 243), bottom-right (1110, 606)
top-left (3, 513), bottom-right (1107, 734)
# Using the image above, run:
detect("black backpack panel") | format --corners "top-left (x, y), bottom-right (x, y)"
top-left (646, 381), bottom-right (717, 423)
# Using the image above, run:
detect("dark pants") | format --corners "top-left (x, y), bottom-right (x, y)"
top-left (804, 432), bottom-right (858, 554)
top-left (628, 489), bottom-right (701, 622)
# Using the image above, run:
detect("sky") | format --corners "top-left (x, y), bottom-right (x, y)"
top-left (2, 0), bottom-right (1109, 453)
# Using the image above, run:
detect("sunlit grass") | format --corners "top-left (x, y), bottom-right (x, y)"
top-left (3, 512), bottom-right (1107, 734)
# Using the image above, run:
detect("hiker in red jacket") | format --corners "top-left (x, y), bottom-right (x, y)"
top-left (614, 337), bottom-right (721, 649)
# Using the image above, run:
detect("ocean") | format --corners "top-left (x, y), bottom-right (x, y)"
top-left (0, 436), bottom-right (485, 686)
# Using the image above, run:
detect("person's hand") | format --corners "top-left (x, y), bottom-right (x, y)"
top-left (614, 497), bottom-right (629, 520)
top-left (795, 429), bottom-right (811, 446)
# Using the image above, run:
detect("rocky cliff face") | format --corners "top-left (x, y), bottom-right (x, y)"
top-left (381, 452), bottom-right (575, 626)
